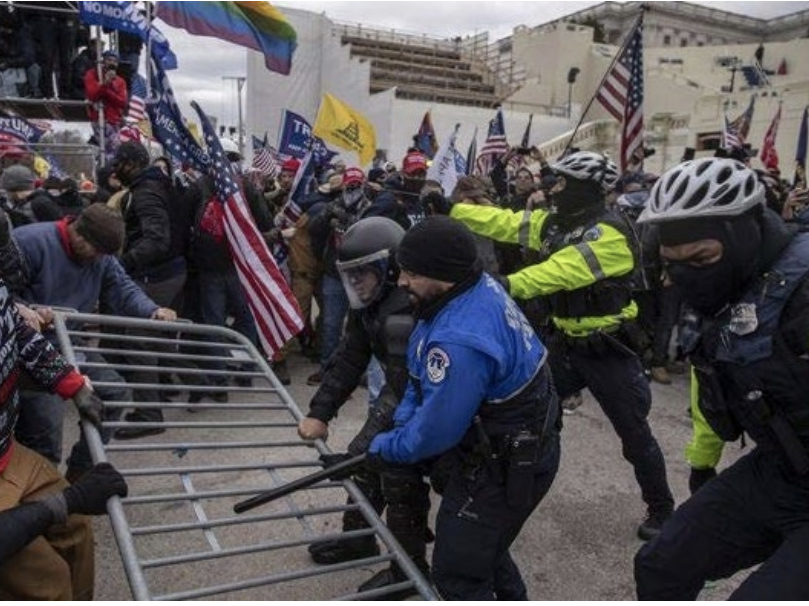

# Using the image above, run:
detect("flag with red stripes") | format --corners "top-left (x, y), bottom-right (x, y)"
top-left (596, 15), bottom-right (644, 171)
top-left (760, 104), bottom-right (782, 172)
top-left (251, 134), bottom-right (279, 177)
top-left (474, 107), bottom-right (509, 177)
top-left (191, 101), bottom-right (303, 357)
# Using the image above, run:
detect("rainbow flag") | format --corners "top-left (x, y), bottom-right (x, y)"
top-left (155, 1), bottom-right (297, 75)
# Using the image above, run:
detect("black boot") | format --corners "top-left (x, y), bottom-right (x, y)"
top-left (310, 473), bottom-right (385, 565)
top-left (358, 565), bottom-right (423, 600)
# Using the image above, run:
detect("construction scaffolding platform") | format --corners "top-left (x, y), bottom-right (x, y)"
top-left (0, 96), bottom-right (91, 122)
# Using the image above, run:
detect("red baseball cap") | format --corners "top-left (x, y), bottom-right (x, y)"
top-left (342, 167), bottom-right (365, 186)
top-left (281, 157), bottom-right (301, 174)
top-left (402, 151), bottom-right (428, 175)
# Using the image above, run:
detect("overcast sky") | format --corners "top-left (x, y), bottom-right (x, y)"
top-left (151, 1), bottom-right (809, 132)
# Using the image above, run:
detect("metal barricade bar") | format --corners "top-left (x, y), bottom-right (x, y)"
top-left (52, 311), bottom-right (438, 601)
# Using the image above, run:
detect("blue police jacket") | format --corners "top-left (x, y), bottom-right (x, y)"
top-left (369, 273), bottom-right (548, 464)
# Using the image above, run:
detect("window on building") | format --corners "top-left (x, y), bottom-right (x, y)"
top-left (696, 132), bottom-right (722, 152)
top-left (663, 34), bottom-right (671, 46)
top-left (681, 38), bottom-right (688, 47)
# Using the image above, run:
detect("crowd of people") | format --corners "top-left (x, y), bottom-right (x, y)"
top-left (1, 125), bottom-right (809, 599)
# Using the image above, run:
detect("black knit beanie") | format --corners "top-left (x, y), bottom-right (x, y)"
top-left (397, 216), bottom-right (479, 283)
top-left (74, 203), bottom-right (125, 254)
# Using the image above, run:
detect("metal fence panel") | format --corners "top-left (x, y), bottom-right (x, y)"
top-left (53, 311), bottom-right (438, 601)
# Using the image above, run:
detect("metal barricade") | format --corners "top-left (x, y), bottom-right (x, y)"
top-left (53, 311), bottom-right (438, 601)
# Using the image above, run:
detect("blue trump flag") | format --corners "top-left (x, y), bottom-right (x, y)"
top-left (146, 55), bottom-right (208, 171)
top-left (79, 1), bottom-right (177, 70)
top-left (278, 109), bottom-right (337, 167)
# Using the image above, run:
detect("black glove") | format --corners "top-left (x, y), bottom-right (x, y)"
top-left (319, 452), bottom-right (356, 480)
top-left (423, 191), bottom-right (452, 216)
top-left (364, 452), bottom-right (387, 474)
top-left (688, 466), bottom-right (717, 495)
top-left (63, 463), bottom-right (128, 515)
top-left (72, 384), bottom-right (104, 428)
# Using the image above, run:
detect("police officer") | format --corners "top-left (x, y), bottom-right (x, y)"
top-left (296, 217), bottom-right (430, 598)
top-left (448, 151), bottom-right (675, 539)
top-left (634, 158), bottom-right (809, 599)
top-left (368, 216), bottom-right (561, 600)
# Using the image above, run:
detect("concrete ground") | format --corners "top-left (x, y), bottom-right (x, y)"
top-left (62, 349), bottom-right (750, 601)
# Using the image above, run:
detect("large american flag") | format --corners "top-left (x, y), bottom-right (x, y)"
top-left (596, 15), bottom-right (644, 172)
top-left (251, 135), bottom-right (279, 177)
top-left (192, 101), bottom-right (304, 357)
top-left (120, 73), bottom-right (148, 144)
top-left (474, 107), bottom-right (509, 177)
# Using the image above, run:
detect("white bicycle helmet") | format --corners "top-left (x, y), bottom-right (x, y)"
top-left (552, 151), bottom-right (619, 192)
top-left (638, 158), bottom-right (764, 224)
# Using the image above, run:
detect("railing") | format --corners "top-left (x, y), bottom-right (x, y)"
top-left (54, 311), bottom-right (438, 601)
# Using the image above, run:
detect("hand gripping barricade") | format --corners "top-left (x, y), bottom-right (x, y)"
top-left (51, 311), bottom-right (438, 601)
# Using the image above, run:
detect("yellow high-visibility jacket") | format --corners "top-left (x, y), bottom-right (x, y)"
top-left (450, 203), bottom-right (638, 336)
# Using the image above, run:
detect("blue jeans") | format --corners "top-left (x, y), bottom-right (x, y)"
top-left (198, 269), bottom-right (258, 383)
top-left (319, 274), bottom-right (348, 368)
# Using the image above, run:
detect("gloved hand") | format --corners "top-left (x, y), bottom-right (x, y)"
top-left (423, 191), bottom-right (452, 216)
top-left (319, 452), bottom-right (356, 480)
top-left (364, 452), bottom-right (387, 474)
top-left (0, 206), bottom-right (10, 247)
top-left (63, 463), bottom-right (128, 515)
top-left (688, 466), bottom-right (717, 495)
top-left (72, 383), bottom-right (104, 428)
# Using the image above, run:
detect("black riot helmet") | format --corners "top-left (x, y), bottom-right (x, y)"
top-left (336, 217), bottom-right (406, 309)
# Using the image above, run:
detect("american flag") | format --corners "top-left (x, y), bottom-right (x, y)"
top-left (722, 114), bottom-right (742, 150)
top-left (725, 95), bottom-right (756, 149)
top-left (596, 15), bottom-right (644, 172)
top-left (251, 135), bottom-right (279, 177)
top-left (475, 107), bottom-right (509, 176)
top-left (192, 100), bottom-right (304, 357)
top-left (759, 103), bottom-right (781, 172)
top-left (120, 73), bottom-right (149, 144)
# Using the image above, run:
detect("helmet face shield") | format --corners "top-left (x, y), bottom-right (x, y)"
top-left (336, 250), bottom-right (390, 309)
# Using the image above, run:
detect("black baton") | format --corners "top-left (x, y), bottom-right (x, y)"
top-left (233, 453), bottom-right (367, 514)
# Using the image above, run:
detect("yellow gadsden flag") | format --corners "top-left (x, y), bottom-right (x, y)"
top-left (312, 93), bottom-right (376, 166)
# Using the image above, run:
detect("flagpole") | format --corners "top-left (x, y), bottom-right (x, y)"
top-left (562, 8), bottom-right (647, 158)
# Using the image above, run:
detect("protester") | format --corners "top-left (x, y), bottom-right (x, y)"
top-left (366, 216), bottom-right (560, 600)
top-left (634, 157), bottom-right (809, 600)
top-left (0, 463), bottom-right (128, 564)
top-left (84, 50), bottom-right (128, 164)
top-left (9, 203), bottom-right (173, 478)
top-left (0, 164), bottom-right (63, 226)
top-left (0, 277), bottom-right (105, 599)
top-left (110, 141), bottom-right (186, 438)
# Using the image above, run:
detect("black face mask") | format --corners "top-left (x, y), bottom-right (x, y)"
top-left (662, 214), bottom-right (763, 317)
top-left (665, 257), bottom-right (737, 316)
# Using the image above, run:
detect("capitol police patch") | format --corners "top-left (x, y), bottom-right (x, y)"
top-left (583, 226), bottom-right (603, 242)
top-left (426, 347), bottom-right (451, 384)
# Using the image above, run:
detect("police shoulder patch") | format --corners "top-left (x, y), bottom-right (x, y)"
top-left (583, 226), bottom-right (603, 241)
top-left (426, 347), bottom-right (451, 384)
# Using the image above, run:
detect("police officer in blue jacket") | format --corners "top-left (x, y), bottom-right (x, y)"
top-left (634, 158), bottom-right (809, 599)
top-left (368, 216), bottom-right (561, 600)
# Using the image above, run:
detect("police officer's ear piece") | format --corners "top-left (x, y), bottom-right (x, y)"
top-left (423, 191), bottom-right (452, 216)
